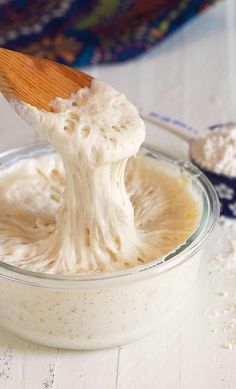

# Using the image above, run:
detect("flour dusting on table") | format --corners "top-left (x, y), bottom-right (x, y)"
top-left (208, 217), bottom-right (236, 349)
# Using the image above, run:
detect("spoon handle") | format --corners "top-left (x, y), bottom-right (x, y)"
top-left (139, 109), bottom-right (199, 144)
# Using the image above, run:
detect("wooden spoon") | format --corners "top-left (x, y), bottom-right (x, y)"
top-left (0, 48), bottom-right (93, 111)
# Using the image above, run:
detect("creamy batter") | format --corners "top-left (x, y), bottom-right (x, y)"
top-left (0, 80), bottom-right (201, 274)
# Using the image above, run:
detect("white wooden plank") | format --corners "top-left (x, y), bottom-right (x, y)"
top-left (89, 60), bottom-right (141, 107)
top-left (116, 235), bottom-right (236, 389)
top-left (54, 348), bottom-right (118, 389)
top-left (0, 326), bottom-right (60, 389)
top-left (0, 327), bottom-right (118, 389)
top-left (117, 316), bottom-right (182, 389)
top-left (182, 1), bottom-right (232, 128)
top-left (137, 31), bottom-right (189, 159)
top-left (23, 344), bottom-right (58, 389)
top-left (179, 234), bottom-right (236, 389)
top-left (137, 34), bottom-right (185, 117)
top-left (0, 327), bottom-right (25, 389)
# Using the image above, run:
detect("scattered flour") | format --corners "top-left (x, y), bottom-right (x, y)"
top-left (212, 217), bottom-right (236, 272)
top-left (208, 217), bottom-right (236, 350)
top-left (191, 126), bottom-right (236, 177)
top-left (192, 125), bottom-right (236, 348)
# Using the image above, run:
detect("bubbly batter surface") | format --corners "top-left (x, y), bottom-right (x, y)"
top-left (0, 80), bottom-right (201, 274)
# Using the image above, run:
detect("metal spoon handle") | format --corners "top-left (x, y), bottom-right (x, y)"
top-left (139, 109), bottom-right (199, 144)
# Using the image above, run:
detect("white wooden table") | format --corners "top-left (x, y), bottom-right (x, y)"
top-left (0, 1), bottom-right (236, 388)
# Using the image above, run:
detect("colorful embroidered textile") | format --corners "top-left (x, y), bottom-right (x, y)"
top-left (0, 0), bottom-right (220, 66)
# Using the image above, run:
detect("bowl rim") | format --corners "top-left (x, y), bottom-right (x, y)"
top-left (0, 141), bottom-right (220, 286)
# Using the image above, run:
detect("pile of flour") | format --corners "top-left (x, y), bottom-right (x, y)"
top-left (191, 126), bottom-right (236, 177)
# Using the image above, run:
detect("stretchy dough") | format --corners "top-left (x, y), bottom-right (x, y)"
top-left (0, 80), bottom-right (201, 274)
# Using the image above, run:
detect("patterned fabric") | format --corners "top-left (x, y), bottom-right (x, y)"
top-left (0, 0), bottom-right (220, 66)
top-left (202, 171), bottom-right (236, 219)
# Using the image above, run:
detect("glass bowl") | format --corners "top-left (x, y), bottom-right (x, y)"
top-left (0, 142), bottom-right (219, 350)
